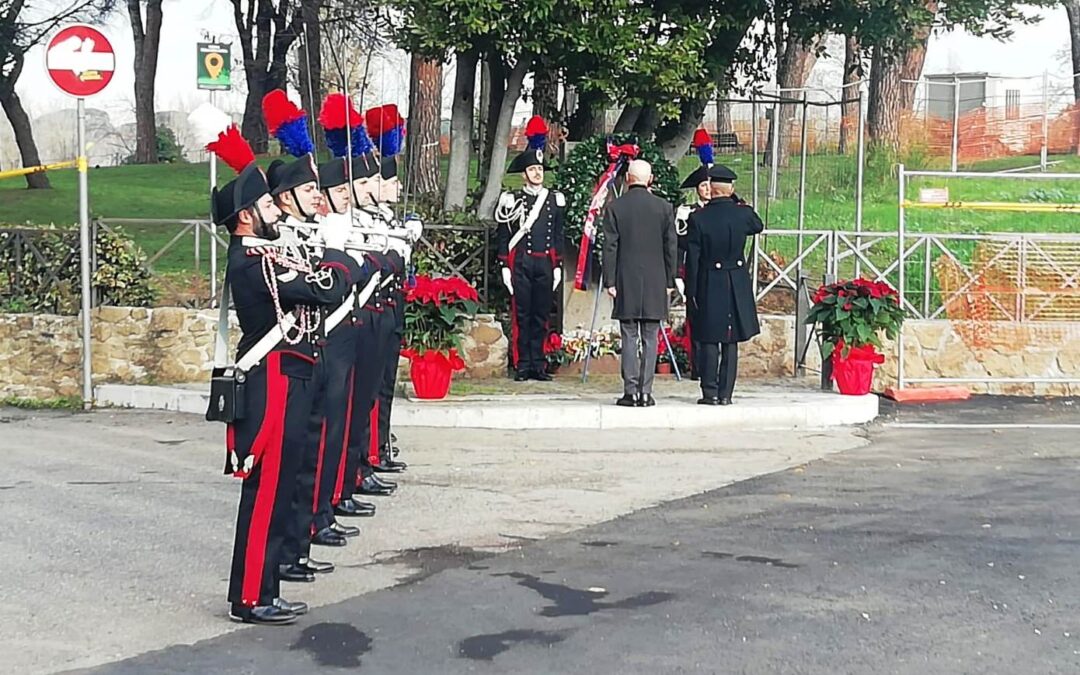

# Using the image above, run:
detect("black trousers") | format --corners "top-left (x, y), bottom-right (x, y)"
top-left (377, 290), bottom-right (405, 452)
top-left (510, 253), bottom-right (554, 373)
top-left (227, 352), bottom-right (311, 607)
top-left (310, 322), bottom-right (360, 534)
top-left (342, 306), bottom-right (392, 500)
top-left (685, 311), bottom-right (702, 379)
top-left (700, 342), bottom-right (739, 400)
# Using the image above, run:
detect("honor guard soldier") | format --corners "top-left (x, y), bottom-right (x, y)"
top-left (494, 116), bottom-right (565, 382)
top-left (685, 164), bottom-right (764, 406)
top-left (262, 92), bottom-right (358, 585)
top-left (365, 104), bottom-right (418, 474)
top-left (196, 109), bottom-right (364, 625)
top-left (675, 128), bottom-right (715, 380)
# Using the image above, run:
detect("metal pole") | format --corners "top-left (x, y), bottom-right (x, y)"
top-left (1041, 70), bottom-right (1049, 172)
top-left (855, 85), bottom-right (866, 279)
top-left (951, 76), bottom-right (960, 172)
top-left (208, 90), bottom-right (218, 303)
top-left (581, 272), bottom-right (604, 383)
top-left (751, 91), bottom-right (759, 207)
top-left (769, 95), bottom-right (781, 200)
top-left (659, 321), bottom-right (681, 382)
top-left (77, 98), bottom-right (93, 409)
top-left (797, 91), bottom-right (809, 279)
top-left (897, 163), bottom-right (906, 390)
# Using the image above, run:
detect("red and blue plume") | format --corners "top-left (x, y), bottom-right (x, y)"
top-left (365, 104), bottom-right (405, 158)
top-left (693, 128), bottom-right (713, 166)
top-left (262, 89), bottom-right (314, 158)
top-left (525, 115), bottom-right (548, 150)
top-left (319, 92), bottom-right (368, 158)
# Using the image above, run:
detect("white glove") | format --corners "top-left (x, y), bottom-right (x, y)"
top-left (676, 204), bottom-right (692, 221)
top-left (501, 267), bottom-right (514, 295)
top-left (404, 217), bottom-right (424, 242)
top-left (552, 267), bottom-right (562, 291)
top-left (320, 213), bottom-right (349, 250)
top-left (675, 278), bottom-right (685, 298)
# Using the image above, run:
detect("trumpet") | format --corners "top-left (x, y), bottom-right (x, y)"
top-left (345, 224), bottom-right (390, 253)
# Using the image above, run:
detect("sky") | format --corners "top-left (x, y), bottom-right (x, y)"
top-left (10, 1), bottom-right (1078, 130)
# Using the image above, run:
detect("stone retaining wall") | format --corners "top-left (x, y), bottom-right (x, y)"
top-left (0, 308), bottom-right (509, 399)
top-left (1, 308), bottom-right (1076, 399)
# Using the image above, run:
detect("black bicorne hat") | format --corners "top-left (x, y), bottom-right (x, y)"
top-left (351, 153), bottom-right (380, 180)
top-left (318, 157), bottom-right (350, 189)
top-left (508, 148), bottom-right (548, 174)
top-left (212, 164), bottom-right (270, 229)
top-left (708, 164), bottom-right (737, 183)
top-left (380, 156), bottom-right (398, 180)
top-left (267, 154), bottom-right (318, 196)
top-left (680, 165), bottom-right (709, 190)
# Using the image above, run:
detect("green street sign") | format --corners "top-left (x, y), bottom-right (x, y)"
top-left (197, 42), bottom-right (231, 91)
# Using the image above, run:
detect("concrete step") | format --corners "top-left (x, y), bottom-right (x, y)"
top-left (94, 383), bottom-right (878, 430)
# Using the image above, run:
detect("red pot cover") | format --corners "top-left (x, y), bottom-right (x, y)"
top-left (404, 348), bottom-right (464, 400)
top-left (831, 344), bottom-right (885, 396)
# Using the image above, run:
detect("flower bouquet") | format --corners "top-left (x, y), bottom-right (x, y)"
top-left (805, 278), bottom-right (904, 395)
top-left (402, 274), bottom-right (480, 399)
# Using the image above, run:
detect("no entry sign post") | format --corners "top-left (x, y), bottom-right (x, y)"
top-left (45, 23), bottom-right (116, 408)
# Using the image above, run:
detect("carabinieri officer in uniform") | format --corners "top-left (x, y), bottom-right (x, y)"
top-left (494, 117), bottom-right (565, 382)
top-left (685, 164), bottom-right (764, 406)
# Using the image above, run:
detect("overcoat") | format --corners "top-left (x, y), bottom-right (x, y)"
top-left (685, 196), bottom-right (764, 344)
top-left (600, 185), bottom-right (678, 321)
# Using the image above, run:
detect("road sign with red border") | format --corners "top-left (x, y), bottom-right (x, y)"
top-left (45, 24), bottom-right (116, 98)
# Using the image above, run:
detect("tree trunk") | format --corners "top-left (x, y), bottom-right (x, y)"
top-left (613, 105), bottom-right (641, 132)
top-left (632, 105), bottom-right (660, 138)
top-left (234, 0), bottom-right (301, 154)
top-left (478, 58), bottom-right (531, 219)
top-left (867, 1), bottom-right (936, 151)
top-left (1069, 2), bottom-right (1080, 103)
top-left (656, 96), bottom-right (709, 163)
top-left (770, 34), bottom-right (823, 167)
top-left (298, 0), bottom-right (324, 156)
top-left (128, 0), bottom-right (164, 164)
top-left (839, 35), bottom-right (862, 155)
top-left (716, 101), bottom-right (733, 135)
top-left (531, 62), bottom-right (560, 156)
top-left (0, 71), bottom-right (50, 189)
top-left (1067, 1), bottom-right (1080, 152)
top-left (479, 56), bottom-right (506, 186)
top-left (444, 50), bottom-right (477, 211)
top-left (567, 88), bottom-right (607, 140)
top-left (406, 54), bottom-right (442, 197)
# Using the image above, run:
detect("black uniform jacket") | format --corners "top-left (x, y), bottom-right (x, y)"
top-left (496, 189), bottom-right (565, 267)
top-left (685, 197), bottom-right (764, 344)
top-left (228, 236), bottom-right (367, 372)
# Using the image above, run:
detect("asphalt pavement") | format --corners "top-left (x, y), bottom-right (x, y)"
top-left (65, 396), bottom-right (1080, 675)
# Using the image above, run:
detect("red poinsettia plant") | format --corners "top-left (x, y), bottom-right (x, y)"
top-left (806, 278), bottom-right (905, 358)
top-left (402, 274), bottom-right (480, 372)
top-left (656, 324), bottom-right (691, 371)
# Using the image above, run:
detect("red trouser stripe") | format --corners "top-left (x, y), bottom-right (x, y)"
top-left (310, 419), bottom-right (328, 533)
top-left (332, 368), bottom-right (355, 504)
top-left (507, 248), bottom-right (519, 368)
top-left (368, 400), bottom-right (380, 464)
top-left (241, 352), bottom-right (288, 606)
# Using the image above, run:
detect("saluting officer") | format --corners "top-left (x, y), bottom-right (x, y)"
top-left (216, 161), bottom-right (362, 625)
top-left (685, 164), bottom-right (764, 406)
top-left (494, 125), bottom-right (566, 382)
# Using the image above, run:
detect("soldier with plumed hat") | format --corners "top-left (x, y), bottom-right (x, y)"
top-left (684, 163), bottom-right (764, 406)
top-left (675, 128), bottom-right (715, 380)
top-left (188, 103), bottom-right (365, 625)
top-left (494, 116), bottom-right (566, 381)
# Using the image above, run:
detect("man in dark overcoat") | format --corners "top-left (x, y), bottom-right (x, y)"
top-left (685, 164), bottom-right (764, 405)
top-left (601, 159), bottom-right (678, 407)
